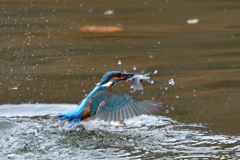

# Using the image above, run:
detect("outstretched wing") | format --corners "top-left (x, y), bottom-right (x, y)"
top-left (95, 93), bottom-right (162, 121)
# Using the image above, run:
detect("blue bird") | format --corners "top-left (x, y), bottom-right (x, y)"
top-left (57, 71), bottom-right (162, 127)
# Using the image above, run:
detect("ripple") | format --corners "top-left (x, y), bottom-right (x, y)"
top-left (0, 105), bottom-right (240, 159)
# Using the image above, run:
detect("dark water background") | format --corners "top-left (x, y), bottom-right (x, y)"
top-left (0, 0), bottom-right (240, 159)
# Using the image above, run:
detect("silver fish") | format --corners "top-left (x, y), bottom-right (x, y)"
top-left (128, 73), bottom-right (151, 92)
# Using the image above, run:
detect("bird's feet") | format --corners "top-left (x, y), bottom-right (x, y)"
top-left (110, 120), bottom-right (125, 126)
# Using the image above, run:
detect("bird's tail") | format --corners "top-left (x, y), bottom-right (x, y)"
top-left (57, 99), bottom-right (88, 128)
top-left (57, 108), bottom-right (82, 128)
top-left (57, 86), bottom-right (100, 128)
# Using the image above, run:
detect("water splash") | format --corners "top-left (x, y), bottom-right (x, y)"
top-left (187, 18), bottom-right (199, 24)
top-left (104, 9), bottom-right (114, 15)
top-left (118, 60), bottom-right (122, 65)
top-left (169, 78), bottom-right (175, 85)
top-left (150, 80), bottom-right (154, 84)
top-left (0, 105), bottom-right (239, 159)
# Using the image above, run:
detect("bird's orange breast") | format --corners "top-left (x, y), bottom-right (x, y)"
top-left (81, 106), bottom-right (91, 120)
top-left (108, 86), bottom-right (113, 92)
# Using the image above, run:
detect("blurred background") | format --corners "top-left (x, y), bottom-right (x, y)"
top-left (0, 0), bottom-right (240, 159)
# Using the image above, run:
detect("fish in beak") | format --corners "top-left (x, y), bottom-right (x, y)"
top-left (125, 72), bottom-right (151, 92)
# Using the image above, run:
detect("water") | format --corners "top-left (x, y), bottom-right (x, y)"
top-left (1, 0), bottom-right (240, 159)
top-left (168, 79), bottom-right (175, 86)
top-left (1, 104), bottom-right (240, 159)
top-left (118, 60), bottom-right (122, 65)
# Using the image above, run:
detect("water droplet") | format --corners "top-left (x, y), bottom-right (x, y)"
top-left (133, 66), bottom-right (136, 70)
top-left (9, 86), bottom-right (18, 90)
top-left (187, 18), bottom-right (199, 24)
top-left (104, 9), bottom-right (114, 15)
top-left (169, 78), bottom-right (175, 85)
top-left (118, 60), bottom-right (121, 65)
top-left (154, 70), bottom-right (158, 74)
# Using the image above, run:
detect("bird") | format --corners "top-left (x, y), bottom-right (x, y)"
top-left (57, 71), bottom-right (162, 127)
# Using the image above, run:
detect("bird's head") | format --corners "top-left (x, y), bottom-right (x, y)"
top-left (98, 71), bottom-right (135, 92)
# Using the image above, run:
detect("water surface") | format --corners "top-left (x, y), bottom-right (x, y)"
top-left (0, 0), bottom-right (240, 159)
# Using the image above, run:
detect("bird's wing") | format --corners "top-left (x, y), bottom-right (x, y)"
top-left (88, 90), bottom-right (108, 116)
top-left (95, 93), bottom-right (162, 121)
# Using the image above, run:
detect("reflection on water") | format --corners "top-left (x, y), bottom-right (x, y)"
top-left (1, 0), bottom-right (240, 159)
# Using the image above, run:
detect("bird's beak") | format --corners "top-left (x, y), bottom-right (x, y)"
top-left (120, 73), bottom-right (139, 80)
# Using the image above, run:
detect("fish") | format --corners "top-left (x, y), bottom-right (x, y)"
top-left (127, 72), bottom-right (151, 92)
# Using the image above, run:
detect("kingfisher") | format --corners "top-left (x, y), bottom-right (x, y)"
top-left (57, 71), bottom-right (162, 127)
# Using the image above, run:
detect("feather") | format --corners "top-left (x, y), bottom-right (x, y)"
top-left (57, 86), bottom-right (101, 128)
top-left (89, 90), bottom-right (107, 116)
top-left (57, 71), bottom-right (163, 127)
top-left (95, 92), bottom-right (162, 122)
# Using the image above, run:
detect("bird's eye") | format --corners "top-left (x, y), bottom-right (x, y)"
top-left (116, 73), bottom-right (122, 77)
